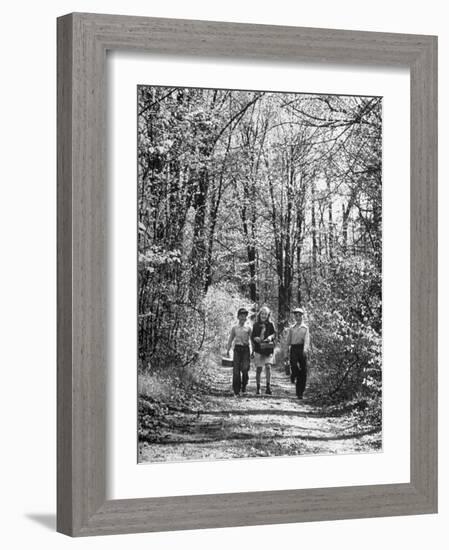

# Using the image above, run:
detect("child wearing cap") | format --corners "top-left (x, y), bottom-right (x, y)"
top-left (286, 308), bottom-right (310, 399)
top-left (251, 306), bottom-right (276, 395)
top-left (226, 308), bottom-right (252, 396)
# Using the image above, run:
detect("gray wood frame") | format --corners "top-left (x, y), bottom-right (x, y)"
top-left (57, 12), bottom-right (438, 537)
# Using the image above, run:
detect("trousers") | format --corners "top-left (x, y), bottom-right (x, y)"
top-left (233, 345), bottom-right (250, 395)
top-left (290, 344), bottom-right (308, 397)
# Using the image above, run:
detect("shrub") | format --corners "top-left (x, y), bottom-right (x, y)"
top-left (304, 256), bottom-right (382, 402)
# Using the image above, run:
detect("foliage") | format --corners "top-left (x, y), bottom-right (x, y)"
top-left (138, 243), bottom-right (206, 371)
top-left (306, 256), bottom-right (381, 408)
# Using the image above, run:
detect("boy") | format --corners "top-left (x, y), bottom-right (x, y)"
top-left (286, 307), bottom-right (310, 400)
top-left (226, 307), bottom-right (252, 396)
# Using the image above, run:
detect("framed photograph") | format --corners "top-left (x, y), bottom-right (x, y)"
top-left (57, 12), bottom-right (437, 536)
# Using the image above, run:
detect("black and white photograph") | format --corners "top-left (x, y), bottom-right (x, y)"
top-left (137, 85), bottom-right (382, 463)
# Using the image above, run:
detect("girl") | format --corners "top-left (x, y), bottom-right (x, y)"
top-left (251, 306), bottom-right (276, 395)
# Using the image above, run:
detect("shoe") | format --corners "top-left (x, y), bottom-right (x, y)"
top-left (256, 385), bottom-right (261, 395)
top-left (265, 385), bottom-right (272, 395)
top-left (290, 375), bottom-right (296, 384)
top-left (297, 394), bottom-right (303, 400)
top-left (242, 386), bottom-right (247, 394)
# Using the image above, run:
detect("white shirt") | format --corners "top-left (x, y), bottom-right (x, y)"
top-left (286, 322), bottom-right (310, 352)
top-left (230, 324), bottom-right (252, 346)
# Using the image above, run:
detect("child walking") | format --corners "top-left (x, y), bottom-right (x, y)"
top-left (226, 307), bottom-right (252, 396)
top-left (286, 307), bottom-right (310, 400)
top-left (251, 306), bottom-right (276, 395)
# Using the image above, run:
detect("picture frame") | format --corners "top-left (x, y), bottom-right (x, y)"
top-left (57, 12), bottom-right (437, 537)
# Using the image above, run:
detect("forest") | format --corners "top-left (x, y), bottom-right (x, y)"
top-left (137, 86), bottom-right (382, 457)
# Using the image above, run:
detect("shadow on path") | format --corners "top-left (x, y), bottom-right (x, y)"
top-left (154, 427), bottom-right (381, 446)
top-left (170, 407), bottom-right (350, 419)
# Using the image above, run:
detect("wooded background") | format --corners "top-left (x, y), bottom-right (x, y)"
top-left (137, 86), bottom-right (382, 405)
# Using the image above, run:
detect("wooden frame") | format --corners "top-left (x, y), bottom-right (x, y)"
top-left (57, 12), bottom-right (437, 537)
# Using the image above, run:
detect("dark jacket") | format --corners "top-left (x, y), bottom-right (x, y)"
top-left (251, 321), bottom-right (276, 355)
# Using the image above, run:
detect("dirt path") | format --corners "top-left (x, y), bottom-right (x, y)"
top-left (139, 360), bottom-right (381, 463)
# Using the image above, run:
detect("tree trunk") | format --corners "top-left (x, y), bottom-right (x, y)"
top-left (296, 217), bottom-right (302, 305)
top-left (240, 188), bottom-right (259, 302)
top-left (278, 283), bottom-right (290, 333)
top-left (311, 179), bottom-right (317, 268)
top-left (342, 202), bottom-right (351, 254)
top-left (248, 246), bottom-right (258, 302)
top-left (189, 168), bottom-right (208, 299)
top-left (327, 178), bottom-right (334, 259)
